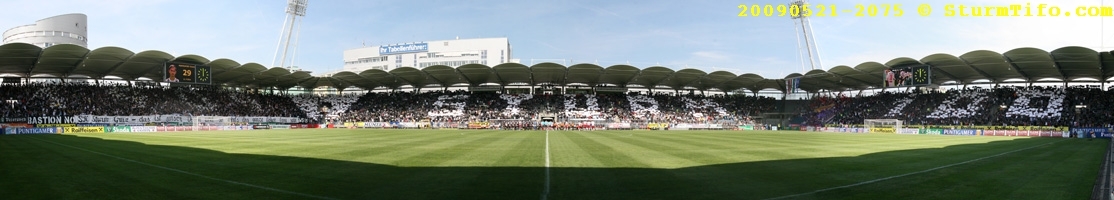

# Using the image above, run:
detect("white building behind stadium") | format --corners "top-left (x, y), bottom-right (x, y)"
top-left (2, 13), bottom-right (88, 48)
top-left (342, 37), bottom-right (512, 72)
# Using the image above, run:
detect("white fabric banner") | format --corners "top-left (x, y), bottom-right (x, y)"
top-left (131, 126), bottom-right (157, 132)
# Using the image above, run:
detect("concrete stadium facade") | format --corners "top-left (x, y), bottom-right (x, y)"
top-left (343, 37), bottom-right (511, 72)
top-left (2, 13), bottom-right (88, 48)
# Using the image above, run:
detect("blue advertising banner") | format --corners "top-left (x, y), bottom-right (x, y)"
top-left (379, 43), bottom-right (428, 55)
top-left (1070, 127), bottom-right (1112, 138)
top-left (4, 127), bottom-right (61, 134)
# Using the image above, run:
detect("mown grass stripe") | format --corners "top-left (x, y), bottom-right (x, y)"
top-left (453, 131), bottom-right (545, 200)
top-left (593, 132), bottom-right (774, 198)
top-left (596, 132), bottom-right (734, 165)
top-left (552, 131), bottom-right (658, 198)
top-left (573, 132), bottom-right (701, 169)
top-left (263, 131), bottom-right (464, 159)
top-left (361, 131), bottom-right (538, 199)
top-left (374, 131), bottom-right (507, 166)
top-left (325, 130), bottom-right (482, 162)
top-left (90, 131), bottom-right (384, 153)
top-left (545, 131), bottom-right (625, 199)
top-left (24, 135), bottom-right (339, 200)
top-left (416, 131), bottom-right (533, 166)
top-left (763, 139), bottom-right (1065, 200)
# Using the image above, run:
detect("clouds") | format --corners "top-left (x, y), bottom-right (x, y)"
top-left (692, 51), bottom-right (730, 61)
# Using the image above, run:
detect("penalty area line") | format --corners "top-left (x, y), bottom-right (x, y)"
top-left (762, 139), bottom-right (1065, 200)
top-left (27, 136), bottom-right (339, 200)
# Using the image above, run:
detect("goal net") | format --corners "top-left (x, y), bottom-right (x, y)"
top-left (193, 116), bottom-right (233, 131)
top-left (864, 119), bottom-right (902, 133)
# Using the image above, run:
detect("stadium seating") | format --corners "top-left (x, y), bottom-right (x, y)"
top-left (291, 94), bottom-right (360, 121)
top-left (9, 82), bottom-right (1111, 128)
top-left (802, 86), bottom-right (1108, 127)
top-left (0, 83), bottom-right (305, 119)
top-left (45, 82), bottom-right (1114, 127)
top-left (332, 91), bottom-right (775, 124)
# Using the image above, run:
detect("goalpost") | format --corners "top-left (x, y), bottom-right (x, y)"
top-left (193, 116), bottom-right (233, 131)
top-left (864, 119), bottom-right (902, 133)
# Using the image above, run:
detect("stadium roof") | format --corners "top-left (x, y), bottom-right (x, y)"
top-left (2, 43), bottom-right (1113, 93)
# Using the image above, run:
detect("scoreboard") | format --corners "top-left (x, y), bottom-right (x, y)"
top-left (164, 62), bottom-right (212, 84)
top-left (883, 65), bottom-right (931, 88)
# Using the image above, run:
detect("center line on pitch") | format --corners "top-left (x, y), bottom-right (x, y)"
top-left (541, 130), bottom-right (551, 200)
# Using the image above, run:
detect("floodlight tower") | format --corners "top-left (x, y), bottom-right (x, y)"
top-left (790, 0), bottom-right (823, 72)
top-left (272, 0), bottom-right (309, 70)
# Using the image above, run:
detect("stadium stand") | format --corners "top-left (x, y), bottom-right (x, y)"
top-left (0, 83), bottom-right (304, 119)
top-left (801, 86), bottom-right (1111, 127)
top-left (2, 43), bottom-right (1114, 131)
top-left (0, 84), bottom-right (1105, 135)
top-left (329, 91), bottom-right (777, 128)
top-left (291, 94), bottom-right (359, 121)
top-left (2, 81), bottom-right (1110, 130)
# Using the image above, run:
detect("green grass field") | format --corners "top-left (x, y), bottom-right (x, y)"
top-left (0, 129), bottom-right (1106, 200)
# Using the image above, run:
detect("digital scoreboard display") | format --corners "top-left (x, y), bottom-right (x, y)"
top-left (883, 65), bottom-right (931, 88)
top-left (164, 63), bottom-right (211, 84)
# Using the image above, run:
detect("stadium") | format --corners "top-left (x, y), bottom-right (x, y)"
top-left (2, 42), bottom-right (1113, 199)
top-left (3, 2), bottom-right (1114, 200)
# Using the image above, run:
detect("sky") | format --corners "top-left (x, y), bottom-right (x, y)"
top-left (2, 0), bottom-right (1113, 79)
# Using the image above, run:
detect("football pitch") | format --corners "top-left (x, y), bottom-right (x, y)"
top-left (0, 129), bottom-right (1106, 200)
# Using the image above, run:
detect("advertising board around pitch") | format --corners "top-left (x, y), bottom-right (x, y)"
top-left (64, 126), bottom-right (105, 133)
top-left (4, 127), bottom-right (61, 134)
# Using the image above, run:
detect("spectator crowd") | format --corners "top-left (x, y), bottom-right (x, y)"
top-left (0, 82), bottom-right (305, 120)
top-left (28, 82), bottom-right (1114, 128)
top-left (801, 85), bottom-right (1114, 127)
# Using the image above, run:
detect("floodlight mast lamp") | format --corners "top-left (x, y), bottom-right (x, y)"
top-left (790, 0), bottom-right (823, 72)
top-left (272, 0), bottom-right (309, 70)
